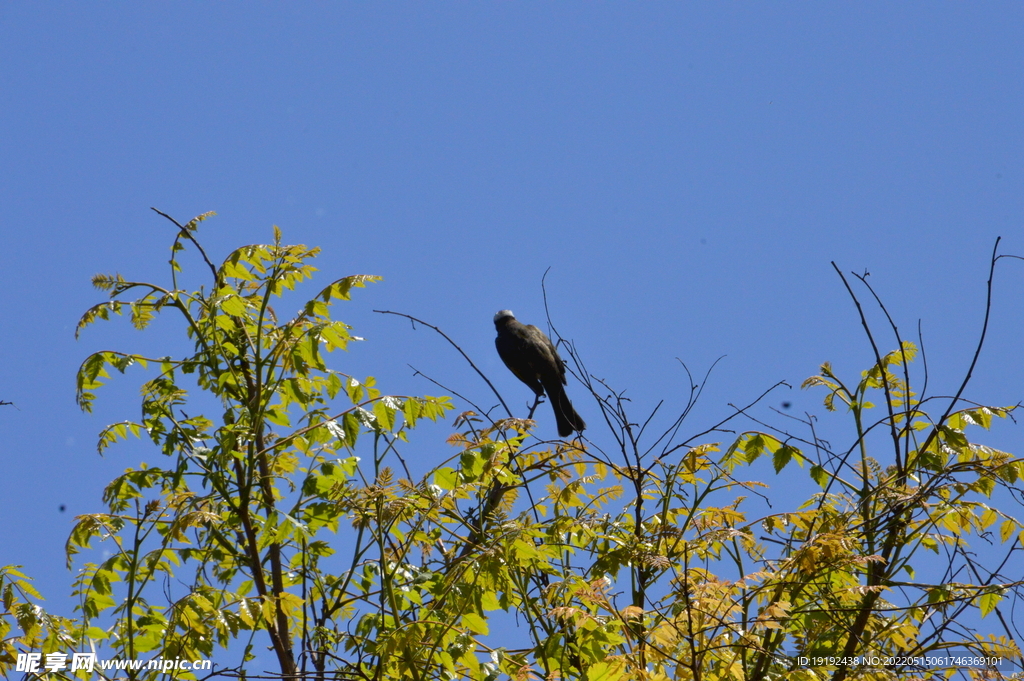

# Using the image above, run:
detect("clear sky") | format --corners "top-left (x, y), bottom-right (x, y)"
top-left (2, 1), bottom-right (1023, 663)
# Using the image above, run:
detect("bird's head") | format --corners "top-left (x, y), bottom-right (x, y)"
top-left (493, 310), bottom-right (515, 324)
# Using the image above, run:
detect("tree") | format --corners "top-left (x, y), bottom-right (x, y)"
top-left (1, 212), bottom-right (1021, 680)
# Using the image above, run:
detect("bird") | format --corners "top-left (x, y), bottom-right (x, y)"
top-left (493, 310), bottom-right (586, 437)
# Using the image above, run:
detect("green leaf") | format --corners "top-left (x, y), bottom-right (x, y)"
top-left (347, 377), bottom-right (365, 403)
top-left (222, 258), bottom-right (255, 281)
top-left (809, 464), bottom-right (828, 488)
top-left (220, 294), bottom-right (248, 317)
top-left (773, 445), bottom-right (795, 474)
top-left (374, 398), bottom-right (396, 433)
top-left (265, 407), bottom-right (291, 427)
top-left (434, 467), bottom-right (458, 490)
top-left (342, 411), bottom-right (360, 448)
top-left (461, 612), bottom-right (489, 635)
top-left (979, 590), bottom-right (1003, 618)
top-left (460, 450), bottom-right (485, 481)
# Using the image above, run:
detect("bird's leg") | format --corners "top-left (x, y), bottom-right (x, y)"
top-left (526, 392), bottom-right (545, 420)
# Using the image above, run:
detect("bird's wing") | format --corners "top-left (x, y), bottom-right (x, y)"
top-left (496, 323), bottom-right (544, 394)
top-left (526, 324), bottom-right (567, 384)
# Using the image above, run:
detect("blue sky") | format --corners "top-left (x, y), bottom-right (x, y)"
top-left (2, 1), bottom-right (1023, 666)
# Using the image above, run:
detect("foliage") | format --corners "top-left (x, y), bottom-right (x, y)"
top-left (1, 213), bottom-right (1021, 681)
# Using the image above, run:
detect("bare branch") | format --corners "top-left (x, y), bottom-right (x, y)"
top-left (150, 207), bottom-right (219, 283)
top-left (374, 309), bottom-right (513, 419)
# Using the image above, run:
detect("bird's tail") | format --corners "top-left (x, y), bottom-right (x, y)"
top-left (545, 381), bottom-right (586, 438)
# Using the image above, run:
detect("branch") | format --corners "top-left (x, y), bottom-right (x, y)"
top-left (150, 207), bottom-right (218, 283)
top-left (831, 263), bottom-right (905, 474)
top-left (374, 310), bottom-right (513, 419)
top-left (912, 237), bottom-right (1002, 467)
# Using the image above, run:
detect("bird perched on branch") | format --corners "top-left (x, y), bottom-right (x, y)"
top-left (493, 310), bottom-right (586, 437)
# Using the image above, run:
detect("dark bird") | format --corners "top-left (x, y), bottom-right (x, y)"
top-left (494, 310), bottom-right (586, 437)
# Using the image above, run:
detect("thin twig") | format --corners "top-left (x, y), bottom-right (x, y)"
top-left (373, 310), bottom-right (513, 419)
top-left (406, 363), bottom-right (493, 426)
top-left (851, 270), bottom-right (913, 475)
top-left (831, 263), bottom-right (904, 472)
top-left (912, 237), bottom-right (1001, 466)
top-left (150, 207), bottom-right (219, 282)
